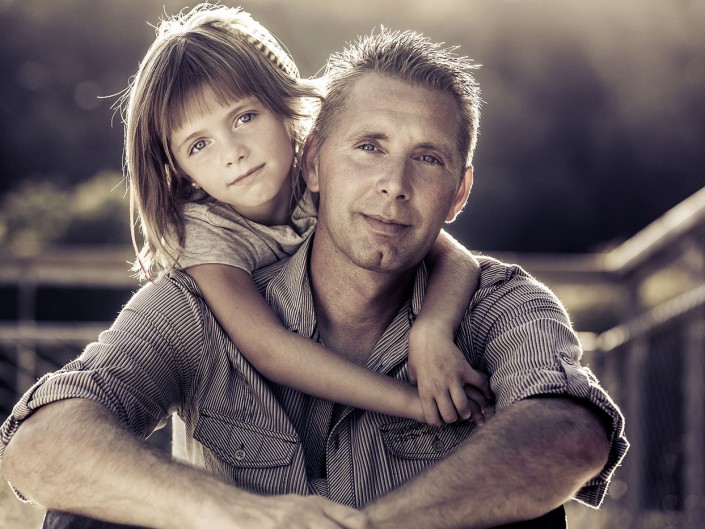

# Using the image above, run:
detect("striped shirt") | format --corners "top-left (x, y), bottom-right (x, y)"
top-left (0, 236), bottom-right (628, 510)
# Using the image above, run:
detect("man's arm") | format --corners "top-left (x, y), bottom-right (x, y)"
top-left (364, 397), bottom-right (610, 529)
top-left (1, 398), bottom-right (371, 529)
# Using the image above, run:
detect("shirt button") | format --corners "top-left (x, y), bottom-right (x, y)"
top-left (432, 437), bottom-right (445, 452)
top-left (234, 449), bottom-right (246, 461)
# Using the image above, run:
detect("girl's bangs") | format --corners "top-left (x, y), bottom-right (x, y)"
top-left (161, 36), bottom-right (261, 141)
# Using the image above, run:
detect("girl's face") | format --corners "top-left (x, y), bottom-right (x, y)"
top-left (170, 88), bottom-right (295, 225)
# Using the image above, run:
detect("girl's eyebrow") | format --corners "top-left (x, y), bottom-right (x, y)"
top-left (173, 98), bottom-right (258, 152)
top-left (175, 128), bottom-right (206, 153)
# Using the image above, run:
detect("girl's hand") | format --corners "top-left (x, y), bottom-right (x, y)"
top-left (408, 320), bottom-right (492, 427)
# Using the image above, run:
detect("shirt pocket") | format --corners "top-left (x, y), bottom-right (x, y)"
top-left (194, 409), bottom-right (300, 494)
top-left (379, 419), bottom-right (475, 486)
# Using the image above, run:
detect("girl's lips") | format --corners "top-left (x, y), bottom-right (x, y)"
top-left (230, 164), bottom-right (264, 185)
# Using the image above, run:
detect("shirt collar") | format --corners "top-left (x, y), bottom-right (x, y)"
top-left (264, 234), bottom-right (431, 369)
top-left (263, 235), bottom-right (317, 339)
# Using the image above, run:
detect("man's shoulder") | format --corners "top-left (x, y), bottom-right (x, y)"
top-left (476, 254), bottom-right (535, 288)
top-left (473, 254), bottom-right (564, 310)
top-left (251, 256), bottom-right (292, 294)
top-left (133, 270), bottom-right (205, 312)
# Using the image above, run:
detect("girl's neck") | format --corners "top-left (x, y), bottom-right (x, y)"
top-left (229, 171), bottom-right (296, 227)
top-left (232, 200), bottom-right (292, 226)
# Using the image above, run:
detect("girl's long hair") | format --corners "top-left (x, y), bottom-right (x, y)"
top-left (117, 4), bottom-right (320, 281)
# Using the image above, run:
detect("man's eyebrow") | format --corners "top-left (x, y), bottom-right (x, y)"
top-left (344, 129), bottom-right (389, 142)
top-left (343, 130), bottom-right (459, 165)
top-left (418, 142), bottom-right (456, 163)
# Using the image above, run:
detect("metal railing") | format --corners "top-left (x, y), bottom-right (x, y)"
top-left (1, 188), bottom-right (704, 528)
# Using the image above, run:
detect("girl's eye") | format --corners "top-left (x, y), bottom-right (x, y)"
top-left (190, 140), bottom-right (207, 154)
top-left (238, 112), bottom-right (255, 125)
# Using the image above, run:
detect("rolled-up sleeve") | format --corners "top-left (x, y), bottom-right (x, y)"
top-left (0, 276), bottom-right (206, 462)
top-left (469, 264), bottom-right (629, 507)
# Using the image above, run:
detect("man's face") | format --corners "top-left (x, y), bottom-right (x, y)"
top-left (304, 73), bottom-right (472, 274)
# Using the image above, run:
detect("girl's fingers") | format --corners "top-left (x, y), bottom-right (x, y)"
top-left (462, 369), bottom-right (492, 400)
top-left (463, 385), bottom-right (488, 424)
top-left (449, 384), bottom-right (473, 421)
top-left (435, 392), bottom-right (459, 424)
top-left (420, 394), bottom-right (444, 428)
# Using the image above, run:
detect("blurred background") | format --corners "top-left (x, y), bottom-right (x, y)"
top-left (0, 0), bottom-right (704, 527)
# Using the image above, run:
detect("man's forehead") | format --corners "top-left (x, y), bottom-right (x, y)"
top-left (347, 73), bottom-right (451, 110)
top-left (334, 74), bottom-right (463, 161)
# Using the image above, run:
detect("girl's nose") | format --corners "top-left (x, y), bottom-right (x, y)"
top-left (225, 138), bottom-right (249, 166)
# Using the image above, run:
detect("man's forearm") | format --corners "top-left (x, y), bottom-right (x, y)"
top-left (1, 399), bottom-right (372, 529)
top-left (364, 397), bottom-right (610, 529)
top-left (1, 398), bottom-right (228, 528)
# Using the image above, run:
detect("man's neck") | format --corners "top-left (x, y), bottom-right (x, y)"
top-left (308, 242), bottom-right (415, 366)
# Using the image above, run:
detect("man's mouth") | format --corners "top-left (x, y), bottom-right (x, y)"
top-left (363, 214), bottom-right (411, 236)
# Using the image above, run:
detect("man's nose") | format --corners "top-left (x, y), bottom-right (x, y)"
top-left (376, 157), bottom-right (411, 200)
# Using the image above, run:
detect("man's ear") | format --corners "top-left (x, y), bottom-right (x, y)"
top-left (446, 166), bottom-right (474, 222)
top-left (302, 135), bottom-right (321, 192)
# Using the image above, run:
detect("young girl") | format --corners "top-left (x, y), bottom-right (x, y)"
top-left (123, 4), bottom-right (491, 427)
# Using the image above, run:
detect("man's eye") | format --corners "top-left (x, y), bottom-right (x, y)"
top-left (420, 154), bottom-right (442, 165)
top-left (358, 143), bottom-right (376, 152)
top-left (190, 140), bottom-right (207, 154)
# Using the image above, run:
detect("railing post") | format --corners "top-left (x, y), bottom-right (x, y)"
top-left (683, 308), bottom-right (705, 529)
top-left (16, 276), bottom-right (37, 395)
top-left (683, 232), bottom-right (705, 529)
top-left (624, 336), bottom-right (647, 524)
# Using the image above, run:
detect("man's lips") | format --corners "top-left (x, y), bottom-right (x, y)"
top-left (363, 214), bottom-right (411, 235)
top-left (229, 164), bottom-right (264, 185)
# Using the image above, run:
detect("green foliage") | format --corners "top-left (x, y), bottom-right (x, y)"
top-left (0, 171), bottom-right (130, 254)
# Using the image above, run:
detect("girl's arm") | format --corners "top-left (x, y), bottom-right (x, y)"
top-left (408, 230), bottom-right (493, 426)
top-left (186, 264), bottom-right (424, 421)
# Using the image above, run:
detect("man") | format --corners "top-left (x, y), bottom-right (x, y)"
top-left (0, 29), bottom-right (627, 529)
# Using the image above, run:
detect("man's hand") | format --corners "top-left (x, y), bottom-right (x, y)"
top-left (194, 493), bottom-right (372, 529)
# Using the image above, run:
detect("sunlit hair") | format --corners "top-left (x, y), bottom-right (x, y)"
top-left (313, 28), bottom-right (481, 171)
top-left (117, 4), bottom-right (320, 281)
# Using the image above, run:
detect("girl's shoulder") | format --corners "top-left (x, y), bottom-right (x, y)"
top-left (183, 196), bottom-right (249, 229)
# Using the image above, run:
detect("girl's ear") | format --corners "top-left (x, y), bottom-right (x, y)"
top-left (446, 166), bottom-right (474, 222)
top-left (302, 135), bottom-right (321, 192)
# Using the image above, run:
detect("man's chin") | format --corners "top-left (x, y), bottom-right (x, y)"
top-left (352, 248), bottom-right (419, 275)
